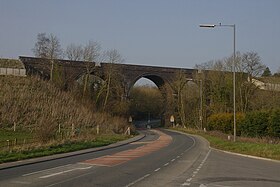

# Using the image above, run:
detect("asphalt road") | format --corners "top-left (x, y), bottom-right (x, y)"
top-left (0, 129), bottom-right (279, 187)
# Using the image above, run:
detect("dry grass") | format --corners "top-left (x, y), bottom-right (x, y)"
top-left (0, 76), bottom-right (131, 142)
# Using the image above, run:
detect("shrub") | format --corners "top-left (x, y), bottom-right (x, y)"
top-left (208, 113), bottom-right (245, 135)
top-left (268, 109), bottom-right (280, 138)
top-left (239, 111), bottom-right (269, 138)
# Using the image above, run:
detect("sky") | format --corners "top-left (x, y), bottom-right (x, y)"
top-left (1, 0), bottom-right (280, 73)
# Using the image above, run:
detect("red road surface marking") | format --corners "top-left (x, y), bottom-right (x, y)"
top-left (82, 130), bottom-right (172, 167)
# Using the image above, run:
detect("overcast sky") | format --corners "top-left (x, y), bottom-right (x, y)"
top-left (1, 0), bottom-right (280, 73)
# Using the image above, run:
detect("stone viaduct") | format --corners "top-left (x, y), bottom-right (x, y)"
top-left (19, 56), bottom-right (198, 97)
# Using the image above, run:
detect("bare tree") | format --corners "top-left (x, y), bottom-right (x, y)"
top-left (241, 51), bottom-right (265, 82)
top-left (33, 33), bottom-right (63, 81)
top-left (33, 33), bottom-right (50, 58)
top-left (96, 49), bottom-right (124, 111)
top-left (82, 41), bottom-right (101, 96)
top-left (273, 67), bottom-right (280, 77)
top-left (172, 71), bottom-right (188, 127)
top-left (66, 43), bottom-right (83, 61)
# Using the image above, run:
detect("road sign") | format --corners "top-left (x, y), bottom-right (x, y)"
top-left (170, 115), bottom-right (175, 123)
top-left (129, 116), bottom-right (132, 123)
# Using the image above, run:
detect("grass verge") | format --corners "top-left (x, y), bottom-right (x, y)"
top-left (0, 134), bottom-right (131, 164)
top-left (171, 127), bottom-right (280, 161)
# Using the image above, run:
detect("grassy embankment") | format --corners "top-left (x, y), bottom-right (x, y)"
top-left (0, 131), bottom-right (128, 163)
top-left (0, 72), bottom-right (133, 163)
top-left (172, 128), bottom-right (280, 161)
top-left (0, 58), bottom-right (24, 68)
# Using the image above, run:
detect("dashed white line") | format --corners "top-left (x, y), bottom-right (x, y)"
top-left (164, 162), bottom-right (169, 166)
top-left (154, 168), bottom-right (161, 172)
top-left (125, 173), bottom-right (151, 187)
top-left (181, 149), bottom-right (211, 186)
top-left (182, 182), bottom-right (191, 186)
top-left (171, 159), bottom-right (176, 162)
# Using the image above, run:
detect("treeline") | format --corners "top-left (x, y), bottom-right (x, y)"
top-left (129, 86), bottom-right (164, 120)
top-left (169, 51), bottom-right (280, 138)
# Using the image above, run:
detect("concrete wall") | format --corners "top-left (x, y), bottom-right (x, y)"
top-left (0, 68), bottom-right (26, 76)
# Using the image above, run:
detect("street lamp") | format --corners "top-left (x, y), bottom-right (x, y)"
top-left (200, 23), bottom-right (236, 142)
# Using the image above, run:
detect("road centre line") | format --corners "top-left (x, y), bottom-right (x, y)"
top-left (181, 149), bottom-right (211, 186)
top-left (125, 173), bottom-right (151, 187)
top-left (154, 168), bottom-right (161, 172)
top-left (164, 162), bottom-right (169, 166)
top-left (22, 164), bottom-right (72, 176)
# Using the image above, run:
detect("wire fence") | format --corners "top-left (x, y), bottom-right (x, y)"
top-left (0, 137), bottom-right (35, 152)
top-left (0, 125), bottom-right (101, 153)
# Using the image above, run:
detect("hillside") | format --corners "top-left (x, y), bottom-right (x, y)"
top-left (0, 75), bottom-right (129, 142)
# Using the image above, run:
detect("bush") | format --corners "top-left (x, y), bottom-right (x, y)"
top-left (208, 113), bottom-right (245, 135)
top-left (208, 110), bottom-right (280, 138)
top-left (239, 111), bottom-right (269, 138)
top-left (268, 109), bottom-right (280, 138)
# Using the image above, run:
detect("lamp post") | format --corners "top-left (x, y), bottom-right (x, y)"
top-left (197, 69), bottom-right (203, 130)
top-left (200, 23), bottom-right (236, 142)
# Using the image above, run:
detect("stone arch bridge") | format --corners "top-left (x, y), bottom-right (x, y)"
top-left (20, 56), bottom-right (199, 97)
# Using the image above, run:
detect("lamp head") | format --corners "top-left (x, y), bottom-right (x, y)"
top-left (199, 24), bottom-right (216, 28)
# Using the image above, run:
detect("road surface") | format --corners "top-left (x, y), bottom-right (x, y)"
top-left (0, 129), bottom-right (279, 187)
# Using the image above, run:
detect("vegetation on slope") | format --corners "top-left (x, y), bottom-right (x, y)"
top-left (0, 58), bottom-right (24, 68)
top-left (0, 76), bottom-right (131, 142)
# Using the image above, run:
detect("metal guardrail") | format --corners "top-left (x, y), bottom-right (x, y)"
top-left (0, 68), bottom-right (26, 76)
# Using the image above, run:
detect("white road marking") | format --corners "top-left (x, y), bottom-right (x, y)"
top-left (39, 166), bottom-right (92, 179)
top-left (45, 172), bottom-right (94, 187)
top-left (125, 173), bottom-right (151, 187)
top-left (171, 159), bottom-right (176, 162)
top-left (22, 164), bottom-right (72, 176)
top-left (199, 184), bottom-right (207, 187)
top-left (12, 180), bottom-right (31, 184)
top-left (181, 149), bottom-right (211, 186)
top-left (154, 168), bottom-right (161, 172)
top-left (164, 162), bottom-right (169, 166)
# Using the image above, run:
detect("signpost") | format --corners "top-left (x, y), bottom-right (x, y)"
top-left (170, 115), bottom-right (175, 127)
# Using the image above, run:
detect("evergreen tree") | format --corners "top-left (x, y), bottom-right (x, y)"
top-left (262, 67), bottom-right (272, 77)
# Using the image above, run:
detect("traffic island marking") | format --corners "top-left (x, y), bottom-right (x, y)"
top-left (82, 130), bottom-right (172, 167)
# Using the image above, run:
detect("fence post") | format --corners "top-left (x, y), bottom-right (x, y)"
top-left (13, 122), bottom-right (16, 132)
top-left (6, 140), bottom-right (10, 151)
top-left (71, 123), bottom-right (75, 137)
top-left (96, 125), bottom-right (100, 135)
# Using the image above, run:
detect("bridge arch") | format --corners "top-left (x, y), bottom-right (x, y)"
top-left (127, 73), bottom-right (172, 96)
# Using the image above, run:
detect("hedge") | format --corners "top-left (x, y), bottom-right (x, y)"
top-left (208, 109), bottom-right (280, 138)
